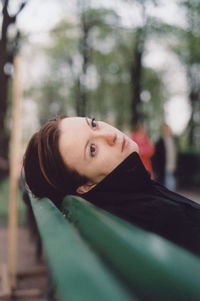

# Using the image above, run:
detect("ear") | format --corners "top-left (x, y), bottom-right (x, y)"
top-left (76, 181), bottom-right (97, 194)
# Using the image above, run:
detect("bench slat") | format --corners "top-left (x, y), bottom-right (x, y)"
top-left (63, 195), bottom-right (200, 301)
top-left (31, 196), bottom-right (137, 301)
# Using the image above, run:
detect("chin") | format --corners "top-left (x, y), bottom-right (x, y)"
top-left (124, 150), bottom-right (134, 159)
top-left (128, 144), bottom-right (138, 154)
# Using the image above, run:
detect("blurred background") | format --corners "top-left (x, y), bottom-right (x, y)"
top-left (1, 0), bottom-right (200, 298)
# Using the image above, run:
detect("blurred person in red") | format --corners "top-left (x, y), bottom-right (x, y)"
top-left (130, 122), bottom-right (155, 179)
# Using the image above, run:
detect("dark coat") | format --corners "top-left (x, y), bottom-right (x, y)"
top-left (152, 136), bottom-right (177, 184)
top-left (83, 152), bottom-right (200, 257)
top-left (152, 137), bottom-right (166, 184)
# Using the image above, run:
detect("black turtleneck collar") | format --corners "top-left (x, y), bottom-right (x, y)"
top-left (82, 152), bottom-right (200, 257)
top-left (83, 152), bottom-right (152, 205)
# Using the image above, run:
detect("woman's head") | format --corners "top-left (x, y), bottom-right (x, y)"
top-left (23, 115), bottom-right (88, 207)
top-left (58, 117), bottom-right (139, 193)
top-left (23, 116), bottom-right (138, 205)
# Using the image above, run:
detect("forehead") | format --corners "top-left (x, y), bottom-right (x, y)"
top-left (58, 117), bottom-right (87, 165)
top-left (60, 117), bottom-right (85, 131)
top-left (59, 117), bottom-right (87, 146)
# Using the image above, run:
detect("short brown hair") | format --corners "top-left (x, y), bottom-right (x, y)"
top-left (23, 116), bottom-right (88, 208)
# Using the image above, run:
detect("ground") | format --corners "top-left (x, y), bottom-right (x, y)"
top-left (176, 189), bottom-right (200, 204)
top-left (0, 227), bottom-right (48, 301)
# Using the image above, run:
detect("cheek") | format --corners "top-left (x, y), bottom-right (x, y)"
top-left (93, 144), bottom-right (123, 176)
top-left (102, 153), bottom-right (122, 174)
top-left (64, 151), bottom-right (83, 174)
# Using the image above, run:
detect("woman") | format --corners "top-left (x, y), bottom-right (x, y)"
top-left (24, 115), bottom-right (200, 257)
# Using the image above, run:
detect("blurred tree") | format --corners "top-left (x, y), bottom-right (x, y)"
top-left (125, 0), bottom-right (159, 127)
top-left (172, 0), bottom-right (200, 148)
top-left (130, 26), bottom-right (146, 126)
top-left (88, 27), bottom-right (132, 128)
top-left (0, 0), bottom-right (26, 180)
top-left (33, 19), bottom-right (79, 124)
top-left (90, 26), bottom-right (166, 132)
top-left (27, 4), bottom-right (166, 132)
top-left (77, 5), bottom-right (120, 116)
top-left (29, 8), bottom-right (121, 124)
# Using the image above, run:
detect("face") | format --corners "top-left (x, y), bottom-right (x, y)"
top-left (58, 117), bottom-right (139, 193)
top-left (163, 124), bottom-right (171, 136)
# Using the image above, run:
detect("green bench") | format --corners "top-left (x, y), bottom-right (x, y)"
top-left (31, 195), bottom-right (200, 301)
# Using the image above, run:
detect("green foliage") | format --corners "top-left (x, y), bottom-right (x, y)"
top-left (27, 5), bottom-right (167, 131)
top-left (170, 0), bottom-right (200, 148)
top-left (88, 28), bottom-right (133, 128)
top-left (140, 67), bottom-right (165, 135)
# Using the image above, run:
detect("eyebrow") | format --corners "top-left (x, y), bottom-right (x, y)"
top-left (84, 117), bottom-right (90, 160)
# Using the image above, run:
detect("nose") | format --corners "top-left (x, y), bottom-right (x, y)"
top-left (94, 129), bottom-right (117, 146)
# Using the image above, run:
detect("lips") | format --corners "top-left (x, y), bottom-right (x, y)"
top-left (121, 136), bottom-right (127, 152)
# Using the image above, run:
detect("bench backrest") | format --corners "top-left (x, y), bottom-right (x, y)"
top-left (31, 194), bottom-right (200, 301)
top-left (62, 196), bottom-right (200, 301)
top-left (30, 195), bottom-right (136, 301)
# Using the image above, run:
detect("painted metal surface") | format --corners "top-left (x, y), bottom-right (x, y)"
top-left (63, 195), bottom-right (200, 301)
top-left (31, 196), bottom-right (135, 301)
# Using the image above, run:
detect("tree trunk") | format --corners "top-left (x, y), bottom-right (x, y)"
top-left (0, 0), bottom-right (12, 161)
top-left (78, 11), bottom-right (90, 116)
top-left (130, 28), bottom-right (145, 127)
top-left (188, 90), bottom-right (198, 147)
top-left (0, 0), bottom-right (26, 180)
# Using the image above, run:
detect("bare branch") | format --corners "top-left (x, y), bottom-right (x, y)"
top-left (2, 0), bottom-right (9, 17)
top-left (15, 1), bottom-right (27, 18)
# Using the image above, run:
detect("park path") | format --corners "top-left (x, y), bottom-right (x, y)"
top-left (177, 189), bottom-right (200, 204)
top-left (0, 227), bottom-right (47, 301)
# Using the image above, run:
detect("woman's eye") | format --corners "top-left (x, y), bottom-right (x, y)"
top-left (90, 144), bottom-right (96, 157)
top-left (91, 118), bottom-right (97, 128)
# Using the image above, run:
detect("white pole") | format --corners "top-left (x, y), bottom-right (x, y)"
top-left (8, 56), bottom-right (21, 289)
